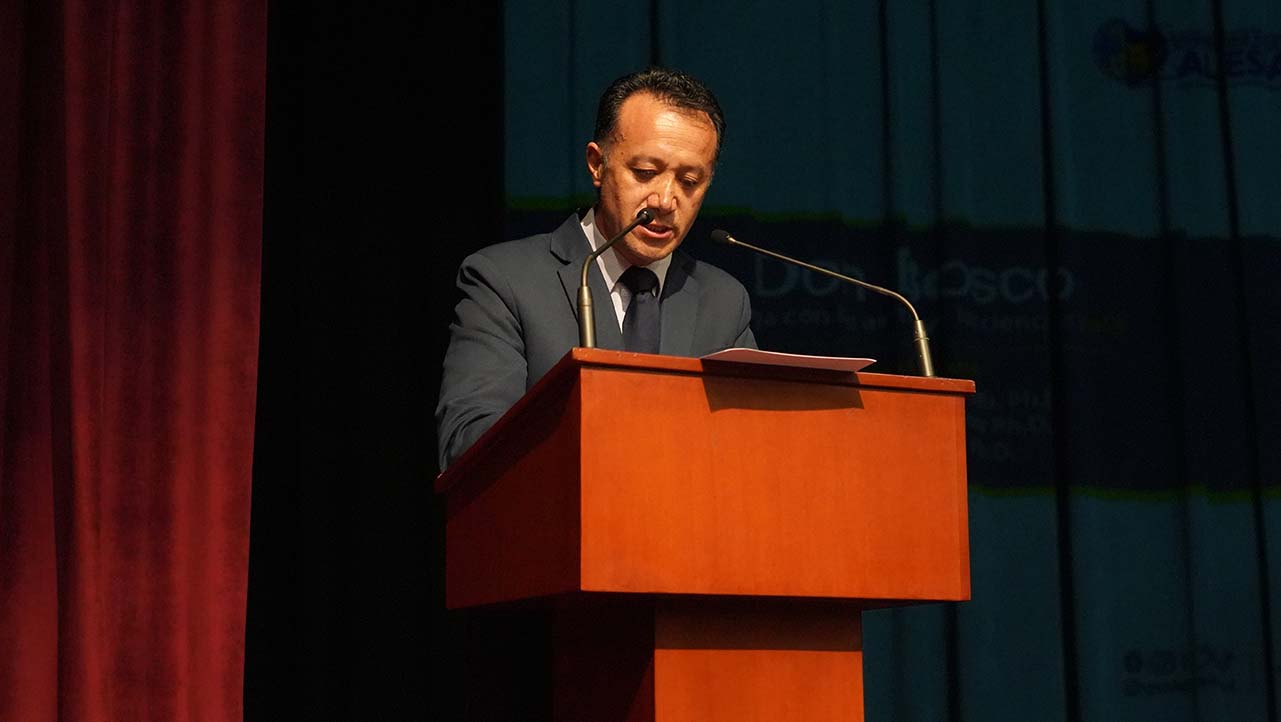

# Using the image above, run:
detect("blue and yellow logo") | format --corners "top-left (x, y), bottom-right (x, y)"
top-left (1093, 18), bottom-right (1167, 86)
top-left (1094, 18), bottom-right (1281, 90)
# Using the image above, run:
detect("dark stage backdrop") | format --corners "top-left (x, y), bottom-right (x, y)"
top-left (500, 2), bottom-right (1281, 722)
top-left (243, 2), bottom-right (503, 721)
top-left (1, 1), bottom-right (267, 721)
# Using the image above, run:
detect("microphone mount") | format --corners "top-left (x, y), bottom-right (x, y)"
top-left (710, 229), bottom-right (935, 377)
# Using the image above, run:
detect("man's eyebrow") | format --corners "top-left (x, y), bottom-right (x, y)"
top-left (628, 155), bottom-right (708, 174)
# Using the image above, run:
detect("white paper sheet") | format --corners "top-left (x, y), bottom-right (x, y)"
top-left (700, 348), bottom-right (875, 373)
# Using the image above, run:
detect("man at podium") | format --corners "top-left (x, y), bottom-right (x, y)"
top-left (436, 67), bottom-right (757, 469)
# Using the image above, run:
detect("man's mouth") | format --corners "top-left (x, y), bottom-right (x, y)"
top-left (639, 222), bottom-right (674, 240)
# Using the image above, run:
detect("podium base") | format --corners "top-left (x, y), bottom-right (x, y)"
top-left (553, 597), bottom-right (863, 722)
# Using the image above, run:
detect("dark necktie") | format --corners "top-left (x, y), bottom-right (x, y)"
top-left (619, 265), bottom-right (660, 354)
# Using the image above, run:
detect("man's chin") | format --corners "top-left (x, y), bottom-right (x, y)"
top-left (620, 237), bottom-right (680, 266)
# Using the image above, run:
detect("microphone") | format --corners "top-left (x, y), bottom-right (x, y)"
top-left (710, 229), bottom-right (936, 377)
top-left (578, 207), bottom-right (657, 348)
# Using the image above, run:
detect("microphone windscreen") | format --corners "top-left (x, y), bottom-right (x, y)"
top-left (637, 207), bottom-right (656, 222)
top-left (710, 229), bottom-right (733, 245)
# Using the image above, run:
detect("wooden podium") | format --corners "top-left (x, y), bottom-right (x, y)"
top-left (436, 348), bottom-right (974, 721)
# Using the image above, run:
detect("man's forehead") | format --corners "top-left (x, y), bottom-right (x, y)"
top-left (611, 104), bottom-right (717, 160)
top-left (621, 152), bottom-right (712, 173)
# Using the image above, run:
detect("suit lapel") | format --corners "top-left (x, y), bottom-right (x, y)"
top-left (659, 250), bottom-right (699, 356)
top-left (551, 215), bottom-right (624, 350)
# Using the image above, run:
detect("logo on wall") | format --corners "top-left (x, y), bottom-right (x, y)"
top-left (1093, 19), bottom-right (1168, 85)
top-left (1093, 18), bottom-right (1281, 89)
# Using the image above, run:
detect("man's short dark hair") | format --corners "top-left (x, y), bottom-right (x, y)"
top-left (594, 67), bottom-right (726, 162)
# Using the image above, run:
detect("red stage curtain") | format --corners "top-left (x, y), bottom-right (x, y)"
top-left (1, 2), bottom-right (266, 720)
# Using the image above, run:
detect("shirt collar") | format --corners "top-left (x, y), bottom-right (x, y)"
top-left (580, 208), bottom-right (672, 297)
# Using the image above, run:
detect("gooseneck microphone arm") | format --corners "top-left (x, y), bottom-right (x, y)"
top-left (578, 207), bottom-right (657, 348)
top-left (710, 229), bottom-right (935, 377)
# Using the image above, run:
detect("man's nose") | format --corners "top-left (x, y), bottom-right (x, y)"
top-left (649, 179), bottom-right (678, 211)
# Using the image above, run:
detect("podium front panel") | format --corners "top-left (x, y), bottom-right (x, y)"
top-left (441, 350), bottom-right (972, 609)
top-left (577, 364), bottom-right (970, 602)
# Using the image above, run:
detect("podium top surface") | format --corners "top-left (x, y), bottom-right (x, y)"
top-left (565, 347), bottom-right (974, 393)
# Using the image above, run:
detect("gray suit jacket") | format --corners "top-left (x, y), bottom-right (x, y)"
top-left (436, 213), bottom-right (757, 469)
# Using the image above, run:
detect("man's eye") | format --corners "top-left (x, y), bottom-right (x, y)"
top-left (633, 169), bottom-right (658, 180)
top-left (681, 177), bottom-right (702, 189)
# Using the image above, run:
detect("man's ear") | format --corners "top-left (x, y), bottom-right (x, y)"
top-left (586, 142), bottom-right (605, 188)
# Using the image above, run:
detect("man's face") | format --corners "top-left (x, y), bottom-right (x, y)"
top-left (586, 92), bottom-right (718, 267)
